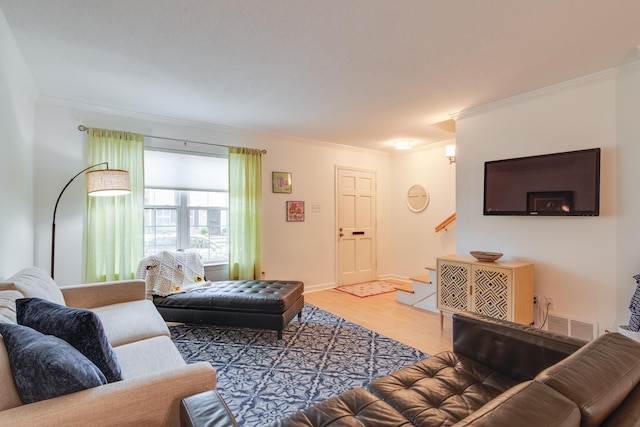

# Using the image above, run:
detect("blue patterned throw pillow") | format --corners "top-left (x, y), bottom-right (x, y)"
top-left (16, 298), bottom-right (123, 383)
top-left (0, 323), bottom-right (107, 403)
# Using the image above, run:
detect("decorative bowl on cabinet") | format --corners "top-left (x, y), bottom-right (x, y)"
top-left (470, 251), bottom-right (503, 262)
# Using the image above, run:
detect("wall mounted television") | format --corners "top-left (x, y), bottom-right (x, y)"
top-left (483, 148), bottom-right (600, 216)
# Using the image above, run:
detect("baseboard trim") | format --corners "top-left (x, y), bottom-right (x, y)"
top-left (304, 282), bottom-right (336, 293)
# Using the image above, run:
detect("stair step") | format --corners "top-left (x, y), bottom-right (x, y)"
top-left (410, 274), bottom-right (431, 284)
top-left (386, 279), bottom-right (413, 293)
top-left (397, 278), bottom-right (438, 313)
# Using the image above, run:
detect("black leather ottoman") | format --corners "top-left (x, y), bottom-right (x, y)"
top-left (153, 280), bottom-right (304, 339)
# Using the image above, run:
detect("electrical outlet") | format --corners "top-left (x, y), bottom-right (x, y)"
top-left (547, 297), bottom-right (556, 311)
top-left (534, 294), bottom-right (540, 305)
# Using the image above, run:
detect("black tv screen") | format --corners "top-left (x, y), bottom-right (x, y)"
top-left (483, 148), bottom-right (600, 216)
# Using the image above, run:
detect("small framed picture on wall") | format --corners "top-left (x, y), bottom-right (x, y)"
top-left (272, 171), bottom-right (292, 193)
top-left (286, 201), bottom-right (305, 222)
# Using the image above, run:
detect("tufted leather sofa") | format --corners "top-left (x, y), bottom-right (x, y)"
top-left (271, 311), bottom-right (640, 426)
top-left (153, 280), bottom-right (304, 339)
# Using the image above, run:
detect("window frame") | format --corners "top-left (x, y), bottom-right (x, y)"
top-left (143, 145), bottom-right (230, 265)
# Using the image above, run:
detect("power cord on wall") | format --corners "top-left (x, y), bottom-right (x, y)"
top-left (540, 302), bottom-right (551, 329)
top-left (533, 296), bottom-right (551, 330)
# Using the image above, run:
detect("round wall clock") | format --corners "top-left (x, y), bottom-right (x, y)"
top-left (407, 184), bottom-right (429, 212)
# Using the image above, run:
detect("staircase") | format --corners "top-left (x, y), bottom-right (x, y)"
top-left (395, 266), bottom-right (438, 313)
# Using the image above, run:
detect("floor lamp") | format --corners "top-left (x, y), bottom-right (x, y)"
top-left (51, 162), bottom-right (131, 279)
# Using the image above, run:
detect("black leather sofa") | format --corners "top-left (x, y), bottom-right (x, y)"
top-left (268, 311), bottom-right (640, 426)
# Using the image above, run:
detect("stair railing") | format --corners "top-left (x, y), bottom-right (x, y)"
top-left (435, 213), bottom-right (456, 233)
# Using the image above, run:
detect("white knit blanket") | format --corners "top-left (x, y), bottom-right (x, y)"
top-left (135, 250), bottom-right (207, 297)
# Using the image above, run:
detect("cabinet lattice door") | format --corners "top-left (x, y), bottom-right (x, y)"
top-left (438, 262), bottom-right (470, 312)
top-left (473, 267), bottom-right (510, 320)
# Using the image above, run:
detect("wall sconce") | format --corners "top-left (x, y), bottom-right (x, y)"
top-left (394, 140), bottom-right (414, 150)
top-left (446, 144), bottom-right (456, 164)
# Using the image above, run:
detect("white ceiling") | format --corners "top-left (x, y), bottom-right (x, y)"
top-left (2, 1), bottom-right (640, 151)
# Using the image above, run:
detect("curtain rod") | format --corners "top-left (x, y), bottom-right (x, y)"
top-left (77, 125), bottom-right (267, 154)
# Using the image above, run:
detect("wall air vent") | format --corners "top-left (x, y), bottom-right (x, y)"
top-left (546, 312), bottom-right (598, 341)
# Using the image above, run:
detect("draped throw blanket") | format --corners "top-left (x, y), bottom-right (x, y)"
top-left (135, 251), bottom-right (206, 297)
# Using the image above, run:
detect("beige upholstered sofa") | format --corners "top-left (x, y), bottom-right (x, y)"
top-left (0, 267), bottom-right (217, 426)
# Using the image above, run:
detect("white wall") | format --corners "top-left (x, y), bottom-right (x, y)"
top-left (33, 102), bottom-right (395, 286)
top-left (0, 10), bottom-right (37, 278)
top-left (455, 69), bottom-right (625, 333)
top-left (261, 139), bottom-right (392, 290)
top-left (389, 143), bottom-right (456, 279)
top-left (615, 61), bottom-right (640, 331)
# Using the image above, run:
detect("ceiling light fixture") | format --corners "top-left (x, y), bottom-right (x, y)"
top-left (394, 140), bottom-right (414, 150)
top-left (446, 144), bottom-right (456, 164)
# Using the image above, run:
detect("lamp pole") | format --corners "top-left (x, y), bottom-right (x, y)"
top-left (51, 162), bottom-right (108, 279)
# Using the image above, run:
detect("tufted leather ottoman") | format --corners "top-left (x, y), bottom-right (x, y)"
top-left (153, 280), bottom-right (304, 339)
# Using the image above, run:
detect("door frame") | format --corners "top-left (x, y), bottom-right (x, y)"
top-left (335, 165), bottom-right (378, 286)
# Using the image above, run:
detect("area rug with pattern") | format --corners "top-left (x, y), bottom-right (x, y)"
top-left (170, 303), bottom-right (428, 426)
top-left (336, 280), bottom-right (397, 298)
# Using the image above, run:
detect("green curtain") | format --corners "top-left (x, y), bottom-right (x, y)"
top-left (85, 128), bottom-right (144, 282)
top-left (228, 147), bottom-right (262, 280)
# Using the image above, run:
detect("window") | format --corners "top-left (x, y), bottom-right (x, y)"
top-left (143, 149), bottom-right (228, 264)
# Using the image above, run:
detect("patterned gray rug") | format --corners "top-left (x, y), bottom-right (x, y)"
top-left (170, 303), bottom-right (428, 426)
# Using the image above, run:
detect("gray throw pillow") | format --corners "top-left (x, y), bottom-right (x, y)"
top-left (16, 298), bottom-right (123, 383)
top-left (0, 323), bottom-right (107, 404)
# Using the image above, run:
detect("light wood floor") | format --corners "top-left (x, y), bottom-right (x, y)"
top-left (304, 288), bottom-right (453, 355)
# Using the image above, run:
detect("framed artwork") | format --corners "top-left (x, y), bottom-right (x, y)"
top-left (286, 201), bottom-right (305, 222)
top-left (527, 191), bottom-right (574, 213)
top-left (272, 171), bottom-right (292, 193)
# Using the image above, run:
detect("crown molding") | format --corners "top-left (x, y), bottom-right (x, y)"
top-left (36, 95), bottom-right (393, 155)
top-left (617, 58), bottom-right (640, 77)
top-left (37, 95), bottom-right (274, 137)
top-left (455, 64), bottom-right (631, 121)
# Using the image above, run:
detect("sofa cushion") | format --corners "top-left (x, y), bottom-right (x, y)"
top-left (454, 380), bottom-right (581, 427)
top-left (92, 299), bottom-right (170, 347)
top-left (1, 267), bottom-right (65, 306)
top-left (114, 335), bottom-right (187, 379)
top-left (270, 387), bottom-right (413, 426)
top-left (0, 289), bottom-right (23, 324)
top-left (536, 332), bottom-right (640, 427)
top-left (366, 351), bottom-right (520, 426)
top-left (600, 382), bottom-right (640, 427)
top-left (16, 298), bottom-right (123, 383)
top-left (0, 323), bottom-right (106, 404)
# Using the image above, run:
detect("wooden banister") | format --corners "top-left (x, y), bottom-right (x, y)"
top-left (435, 213), bottom-right (456, 233)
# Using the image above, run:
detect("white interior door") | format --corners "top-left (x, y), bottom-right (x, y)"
top-left (336, 167), bottom-right (377, 285)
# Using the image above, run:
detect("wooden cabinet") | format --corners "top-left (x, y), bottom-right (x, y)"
top-left (436, 255), bottom-right (534, 328)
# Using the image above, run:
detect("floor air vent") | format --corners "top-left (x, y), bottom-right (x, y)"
top-left (546, 313), bottom-right (598, 341)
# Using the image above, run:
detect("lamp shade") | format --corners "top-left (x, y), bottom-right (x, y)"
top-left (86, 169), bottom-right (131, 196)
